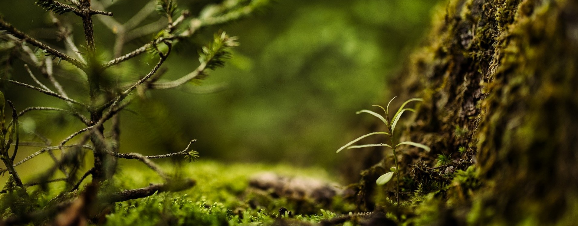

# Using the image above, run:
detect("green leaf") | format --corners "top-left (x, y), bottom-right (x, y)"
top-left (36, 0), bottom-right (72, 14)
top-left (156, 0), bottom-right (177, 18)
top-left (376, 172), bottom-right (394, 185)
top-left (396, 141), bottom-right (431, 152)
top-left (390, 97), bottom-right (422, 133)
top-left (348, 143), bottom-right (392, 149)
top-left (390, 108), bottom-right (415, 134)
top-left (371, 105), bottom-right (388, 125)
top-left (356, 109), bottom-right (387, 126)
top-left (386, 96), bottom-right (397, 118)
top-left (336, 132), bottom-right (389, 153)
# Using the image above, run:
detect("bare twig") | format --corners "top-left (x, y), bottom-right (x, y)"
top-left (70, 167), bottom-right (94, 192)
top-left (0, 145), bottom-right (93, 175)
top-left (109, 139), bottom-right (197, 159)
top-left (102, 139), bottom-right (197, 181)
top-left (0, 103), bottom-right (23, 187)
top-left (124, 1), bottom-right (158, 29)
top-left (18, 107), bottom-right (67, 117)
top-left (99, 46), bottom-right (170, 112)
top-left (0, 178), bottom-right (67, 194)
top-left (106, 151), bottom-right (169, 180)
top-left (0, 18), bottom-right (86, 68)
top-left (5, 79), bottom-right (87, 107)
top-left (89, 9), bottom-right (113, 16)
top-left (24, 64), bottom-right (52, 92)
top-left (151, 62), bottom-right (207, 89)
top-left (59, 126), bottom-right (93, 147)
top-left (105, 180), bottom-right (196, 203)
top-left (51, 14), bottom-right (87, 64)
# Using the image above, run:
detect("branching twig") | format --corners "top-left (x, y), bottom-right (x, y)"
top-left (102, 139), bottom-right (197, 180)
top-left (51, 14), bottom-right (87, 64)
top-left (107, 151), bottom-right (169, 180)
top-left (99, 46), bottom-right (170, 112)
top-left (0, 145), bottom-right (93, 175)
top-left (0, 18), bottom-right (86, 68)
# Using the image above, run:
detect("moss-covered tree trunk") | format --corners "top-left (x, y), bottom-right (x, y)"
top-left (352, 0), bottom-right (578, 224)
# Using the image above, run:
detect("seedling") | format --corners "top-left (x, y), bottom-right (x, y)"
top-left (337, 97), bottom-right (430, 204)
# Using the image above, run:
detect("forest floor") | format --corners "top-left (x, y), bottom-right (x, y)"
top-left (12, 160), bottom-right (356, 225)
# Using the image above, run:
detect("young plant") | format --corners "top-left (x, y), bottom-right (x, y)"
top-left (337, 97), bottom-right (430, 204)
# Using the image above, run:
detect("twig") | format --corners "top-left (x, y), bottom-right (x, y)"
top-left (51, 13), bottom-right (87, 64)
top-left (124, 1), bottom-right (158, 29)
top-left (109, 139), bottom-right (196, 160)
top-left (7, 101), bottom-right (20, 162)
top-left (99, 47), bottom-right (170, 112)
top-left (5, 79), bottom-right (87, 107)
top-left (59, 126), bottom-right (93, 147)
top-left (0, 145), bottom-right (93, 174)
top-left (151, 62), bottom-right (207, 89)
top-left (0, 104), bottom-right (23, 187)
top-left (0, 18), bottom-right (86, 68)
top-left (0, 178), bottom-right (67, 194)
top-left (104, 180), bottom-right (196, 203)
top-left (25, 64), bottom-right (52, 91)
top-left (70, 167), bottom-right (94, 192)
top-left (89, 9), bottom-right (113, 16)
top-left (18, 107), bottom-right (68, 117)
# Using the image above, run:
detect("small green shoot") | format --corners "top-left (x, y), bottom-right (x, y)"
top-left (337, 96), bottom-right (430, 204)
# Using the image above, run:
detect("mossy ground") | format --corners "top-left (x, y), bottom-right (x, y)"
top-left (105, 160), bottom-right (349, 225)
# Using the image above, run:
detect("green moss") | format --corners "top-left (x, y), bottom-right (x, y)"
top-left (104, 160), bottom-right (346, 225)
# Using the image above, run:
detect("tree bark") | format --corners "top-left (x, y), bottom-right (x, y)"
top-left (353, 0), bottom-right (578, 224)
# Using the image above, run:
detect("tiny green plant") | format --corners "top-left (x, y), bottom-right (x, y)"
top-left (337, 96), bottom-right (430, 204)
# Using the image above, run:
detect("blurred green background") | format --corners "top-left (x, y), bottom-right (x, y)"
top-left (0, 0), bottom-right (439, 175)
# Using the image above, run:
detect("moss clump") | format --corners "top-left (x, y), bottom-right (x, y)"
top-left (351, 0), bottom-right (578, 224)
top-left (104, 161), bottom-right (350, 225)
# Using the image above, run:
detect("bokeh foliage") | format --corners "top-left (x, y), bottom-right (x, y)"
top-left (0, 0), bottom-right (439, 175)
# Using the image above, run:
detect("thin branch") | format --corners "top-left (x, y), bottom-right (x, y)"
top-left (125, 19), bottom-right (168, 42)
top-left (7, 101), bottom-right (20, 163)
top-left (0, 178), bottom-right (67, 194)
top-left (106, 151), bottom-right (169, 180)
top-left (123, 1), bottom-right (158, 29)
top-left (18, 106), bottom-right (89, 126)
top-left (0, 18), bottom-right (86, 68)
top-left (5, 79), bottom-right (87, 107)
top-left (59, 126), bottom-right (93, 147)
top-left (51, 14), bottom-right (87, 64)
top-left (100, 47), bottom-right (170, 112)
top-left (24, 64), bottom-right (52, 92)
top-left (90, 9), bottom-right (113, 16)
top-left (0, 145), bottom-right (93, 174)
top-left (18, 106), bottom-right (65, 116)
top-left (104, 180), bottom-right (196, 203)
top-left (103, 40), bottom-right (156, 68)
top-left (70, 167), bottom-right (94, 192)
top-left (151, 62), bottom-right (206, 89)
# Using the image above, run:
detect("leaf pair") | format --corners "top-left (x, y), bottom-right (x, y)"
top-left (335, 97), bottom-right (431, 187)
top-left (336, 97), bottom-right (429, 153)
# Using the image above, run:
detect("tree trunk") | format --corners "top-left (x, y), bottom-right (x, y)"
top-left (353, 0), bottom-right (578, 224)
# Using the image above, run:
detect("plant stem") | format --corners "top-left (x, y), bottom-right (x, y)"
top-left (391, 138), bottom-right (399, 205)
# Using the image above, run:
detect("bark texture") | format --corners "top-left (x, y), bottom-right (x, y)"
top-left (353, 0), bottom-right (578, 224)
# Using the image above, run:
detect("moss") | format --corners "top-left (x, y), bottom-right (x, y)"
top-left (103, 161), bottom-right (348, 225)
top-left (351, 0), bottom-right (578, 224)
